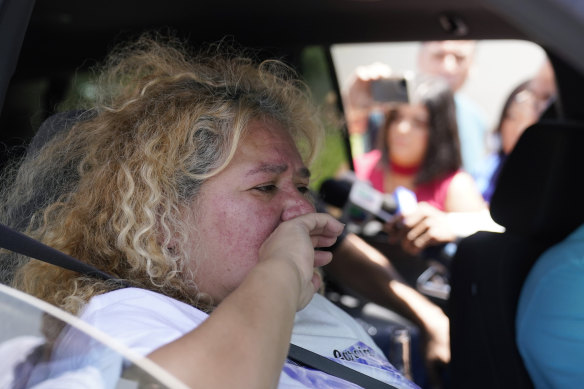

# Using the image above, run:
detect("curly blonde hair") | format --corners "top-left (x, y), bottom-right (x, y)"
top-left (2, 34), bottom-right (324, 314)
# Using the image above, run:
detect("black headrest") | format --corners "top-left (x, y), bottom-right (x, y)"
top-left (548, 51), bottom-right (584, 122)
top-left (10, 110), bottom-right (94, 231)
top-left (490, 120), bottom-right (584, 245)
top-left (28, 110), bottom-right (94, 155)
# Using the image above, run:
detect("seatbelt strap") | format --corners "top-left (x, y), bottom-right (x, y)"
top-left (1, 222), bottom-right (399, 389)
top-left (0, 223), bottom-right (125, 284)
top-left (288, 343), bottom-right (399, 388)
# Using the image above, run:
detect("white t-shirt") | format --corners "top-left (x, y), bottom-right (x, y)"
top-left (79, 287), bottom-right (419, 389)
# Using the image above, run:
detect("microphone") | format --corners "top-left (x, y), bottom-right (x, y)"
top-left (348, 180), bottom-right (400, 222)
top-left (318, 175), bottom-right (417, 223)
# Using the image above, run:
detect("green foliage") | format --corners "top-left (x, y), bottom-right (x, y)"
top-left (310, 124), bottom-right (347, 191)
top-left (300, 46), bottom-right (349, 191)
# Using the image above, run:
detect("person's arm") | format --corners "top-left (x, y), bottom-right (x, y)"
top-left (343, 62), bottom-right (393, 136)
top-left (324, 233), bottom-right (450, 366)
top-left (148, 213), bottom-right (344, 389)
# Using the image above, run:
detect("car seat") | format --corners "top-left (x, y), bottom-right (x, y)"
top-left (0, 110), bottom-right (93, 285)
top-left (449, 52), bottom-right (584, 388)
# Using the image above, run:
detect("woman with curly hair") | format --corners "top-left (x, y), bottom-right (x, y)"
top-left (1, 35), bottom-right (418, 388)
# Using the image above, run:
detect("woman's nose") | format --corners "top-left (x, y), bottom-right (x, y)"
top-left (442, 54), bottom-right (459, 74)
top-left (397, 119), bottom-right (411, 133)
top-left (280, 190), bottom-right (315, 221)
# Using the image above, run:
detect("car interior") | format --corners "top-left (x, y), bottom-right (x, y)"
top-left (450, 51), bottom-right (584, 388)
top-left (1, 0), bottom-right (584, 388)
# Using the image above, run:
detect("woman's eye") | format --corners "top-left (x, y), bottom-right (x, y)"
top-left (297, 186), bottom-right (309, 194)
top-left (254, 185), bottom-right (277, 193)
top-left (414, 120), bottom-right (429, 129)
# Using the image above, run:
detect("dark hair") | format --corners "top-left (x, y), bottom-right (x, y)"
top-left (377, 75), bottom-right (461, 184)
top-left (494, 80), bottom-right (532, 137)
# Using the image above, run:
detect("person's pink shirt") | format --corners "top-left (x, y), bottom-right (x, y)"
top-left (353, 150), bottom-right (457, 211)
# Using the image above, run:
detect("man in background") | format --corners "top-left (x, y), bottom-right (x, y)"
top-left (417, 40), bottom-right (488, 176)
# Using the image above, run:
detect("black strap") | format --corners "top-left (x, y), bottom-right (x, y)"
top-left (288, 344), bottom-right (399, 389)
top-left (1, 222), bottom-right (398, 388)
top-left (0, 223), bottom-right (125, 284)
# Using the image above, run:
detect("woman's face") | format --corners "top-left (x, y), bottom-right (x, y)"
top-left (387, 103), bottom-right (430, 168)
top-left (184, 118), bottom-right (315, 304)
top-left (500, 90), bottom-right (538, 155)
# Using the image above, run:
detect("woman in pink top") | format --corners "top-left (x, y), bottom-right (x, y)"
top-left (354, 75), bottom-right (487, 254)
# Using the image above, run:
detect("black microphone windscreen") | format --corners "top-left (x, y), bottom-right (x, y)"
top-left (318, 179), bottom-right (352, 209)
top-left (381, 194), bottom-right (398, 214)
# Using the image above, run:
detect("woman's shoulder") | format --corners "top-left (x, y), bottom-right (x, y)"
top-left (450, 169), bottom-right (481, 191)
top-left (445, 169), bottom-right (488, 212)
top-left (82, 287), bottom-right (207, 322)
top-left (79, 288), bottom-right (208, 356)
top-left (83, 287), bottom-right (195, 312)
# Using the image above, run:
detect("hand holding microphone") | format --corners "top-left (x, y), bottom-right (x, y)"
top-left (385, 202), bottom-right (457, 256)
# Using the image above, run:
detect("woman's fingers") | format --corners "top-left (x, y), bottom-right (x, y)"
top-left (313, 249), bottom-right (333, 267)
top-left (311, 269), bottom-right (324, 293)
top-left (302, 213), bottom-right (345, 240)
top-left (310, 234), bottom-right (339, 249)
top-left (259, 212), bottom-right (343, 275)
top-left (396, 203), bottom-right (455, 253)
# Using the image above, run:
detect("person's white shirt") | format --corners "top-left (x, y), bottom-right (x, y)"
top-left (71, 287), bottom-right (419, 388)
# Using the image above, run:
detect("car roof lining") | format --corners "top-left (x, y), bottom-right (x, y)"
top-left (15, 0), bottom-right (529, 78)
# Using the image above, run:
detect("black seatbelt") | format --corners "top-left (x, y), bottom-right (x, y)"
top-left (288, 344), bottom-right (399, 389)
top-left (0, 222), bottom-right (399, 389)
top-left (0, 223), bottom-right (126, 285)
